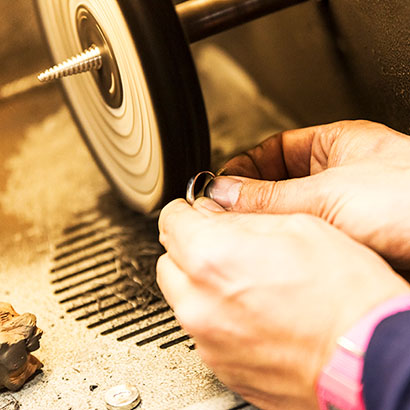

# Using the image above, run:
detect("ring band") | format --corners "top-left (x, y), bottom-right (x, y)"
top-left (186, 171), bottom-right (216, 205)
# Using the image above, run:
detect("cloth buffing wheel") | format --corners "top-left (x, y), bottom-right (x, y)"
top-left (35, 0), bottom-right (210, 213)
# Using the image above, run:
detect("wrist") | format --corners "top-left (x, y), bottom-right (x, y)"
top-left (317, 293), bottom-right (410, 410)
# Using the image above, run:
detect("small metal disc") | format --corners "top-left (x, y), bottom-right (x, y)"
top-left (104, 384), bottom-right (141, 410)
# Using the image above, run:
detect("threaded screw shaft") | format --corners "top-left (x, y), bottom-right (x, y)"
top-left (37, 45), bottom-right (102, 83)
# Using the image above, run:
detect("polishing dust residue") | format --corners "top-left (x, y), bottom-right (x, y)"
top-left (0, 394), bottom-right (21, 410)
top-left (0, 107), bottom-right (108, 232)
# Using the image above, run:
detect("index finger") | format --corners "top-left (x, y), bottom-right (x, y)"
top-left (223, 123), bottom-right (340, 180)
top-left (158, 199), bottom-right (214, 276)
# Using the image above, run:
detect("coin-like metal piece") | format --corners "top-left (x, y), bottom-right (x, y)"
top-left (186, 171), bottom-right (216, 205)
top-left (104, 384), bottom-right (141, 410)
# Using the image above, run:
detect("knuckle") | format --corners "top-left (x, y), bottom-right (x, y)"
top-left (346, 119), bottom-right (373, 128)
top-left (184, 225), bottom-right (228, 282)
top-left (158, 199), bottom-right (186, 233)
top-left (158, 231), bottom-right (166, 248)
top-left (273, 214), bottom-right (319, 246)
top-left (176, 302), bottom-right (211, 337)
top-left (196, 345), bottom-right (221, 369)
top-left (189, 244), bottom-right (222, 283)
top-left (224, 153), bottom-right (255, 177)
top-left (246, 181), bottom-right (277, 211)
top-left (155, 253), bottom-right (166, 274)
top-left (155, 254), bottom-right (170, 290)
top-left (285, 213), bottom-right (317, 231)
top-left (321, 119), bottom-right (375, 139)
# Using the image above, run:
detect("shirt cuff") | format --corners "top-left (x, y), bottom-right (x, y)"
top-left (363, 310), bottom-right (410, 410)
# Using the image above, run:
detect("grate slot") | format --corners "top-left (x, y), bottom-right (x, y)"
top-left (51, 258), bottom-right (116, 282)
top-left (76, 298), bottom-right (131, 321)
top-left (62, 218), bottom-right (100, 235)
top-left (66, 293), bottom-right (117, 313)
top-left (51, 247), bottom-right (115, 272)
top-left (136, 325), bottom-right (182, 346)
top-left (229, 404), bottom-right (251, 410)
top-left (54, 268), bottom-right (117, 294)
top-left (54, 237), bottom-right (110, 261)
top-left (160, 335), bottom-right (191, 349)
top-left (100, 302), bottom-right (166, 335)
top-left (55, 228), bottom-right (106, 249)
top-left (74, 209), bottom-right (100, 218)
top-left (88, 303), bottom-right (166, 329)
top-left (117, 316), bottom-right (176, 341)
top-left (51, 211), bottom-right (174, 350)
top-left (59, 276), bottom-right (127, 303)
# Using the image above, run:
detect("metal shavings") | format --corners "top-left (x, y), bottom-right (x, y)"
top-left (92, 193), bottom-right (164, 311)
top-left (0, 394), bottom-right (20, 410)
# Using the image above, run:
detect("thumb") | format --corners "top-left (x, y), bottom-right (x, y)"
top-left (192, 196), bottom-right (226, 216)
top-left (206, 175), bottom-right (326, 214)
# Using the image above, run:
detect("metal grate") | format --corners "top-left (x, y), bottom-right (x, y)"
top-left (49, 196), bottom-right (252, 409)
top-left (49, 202), bottom-right (194, 351)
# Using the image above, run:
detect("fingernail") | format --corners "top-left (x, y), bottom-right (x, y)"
top-left (206, 177), bottom-right (242, 209)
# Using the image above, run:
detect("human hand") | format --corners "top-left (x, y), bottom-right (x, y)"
top-left (157, 198), bottom-right (410, 410)
top-left (207, 120), bottom-right (410, 270)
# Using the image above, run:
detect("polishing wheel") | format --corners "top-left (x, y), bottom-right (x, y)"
top-left (35, 0), bottom-right (306, 213)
